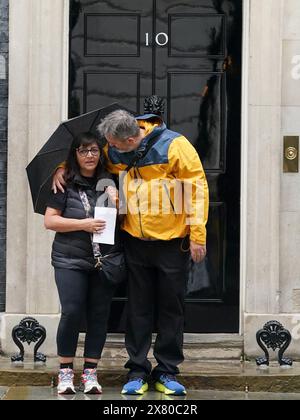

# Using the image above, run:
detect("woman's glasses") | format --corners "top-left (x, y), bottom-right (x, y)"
top-left (77, 147), bottom-right (100, 157)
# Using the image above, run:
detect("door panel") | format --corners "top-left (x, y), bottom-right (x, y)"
top-left (69, 0), bottom-right (154, 116)
top-left (168, 14), bottom-right (225, 57)
top-left (84, 14), bottom-right (141, 57)
top-left (69, 0), bottom-right (242, 333)
top-left (84, 72), bottom-right (141, 112)
top-left (167, 72), bottom-right (224, 170)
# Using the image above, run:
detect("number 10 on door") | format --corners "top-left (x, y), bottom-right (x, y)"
top-left (146, 33), bottom-right (169, 47)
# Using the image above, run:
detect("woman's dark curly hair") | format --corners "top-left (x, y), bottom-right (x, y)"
top-left (65, 132), bottom-right (107, 183)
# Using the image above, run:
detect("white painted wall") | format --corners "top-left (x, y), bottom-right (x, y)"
top-left (280, 0), bottom-right (300, 314)
top-left (5, 0), bottom-right (69, 317)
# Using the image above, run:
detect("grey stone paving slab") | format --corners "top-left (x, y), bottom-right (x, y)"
top-left (0, 387), bottom-right (8, 399)
top-left (2, 387), bottom-right (300, 400)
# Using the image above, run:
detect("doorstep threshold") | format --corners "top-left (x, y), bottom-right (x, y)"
top-left (102, 333), bottom-right (243, 346)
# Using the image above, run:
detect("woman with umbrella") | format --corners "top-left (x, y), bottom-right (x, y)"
top-left (44, 131), bottom-right (119, 395)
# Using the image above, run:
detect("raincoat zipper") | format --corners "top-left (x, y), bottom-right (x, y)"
top-left (163, 183), bottom-right (176, 214)
top-left (134, 167), bottom-right (145, 238)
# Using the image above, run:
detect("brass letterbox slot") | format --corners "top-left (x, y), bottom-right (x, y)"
top-left (283, 136), bottom-right (299, 173)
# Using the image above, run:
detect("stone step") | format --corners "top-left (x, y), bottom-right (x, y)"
top-left (77, 334), bottom-right (244, 361)
top-left (1, 358), bottom-right (300, 393)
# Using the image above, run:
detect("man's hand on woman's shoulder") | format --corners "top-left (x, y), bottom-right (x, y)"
top-left (52, 167), bottom-right (67, 194)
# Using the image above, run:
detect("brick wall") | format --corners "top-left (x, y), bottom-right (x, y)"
top-left (0, 0), bottom-right (8, 311)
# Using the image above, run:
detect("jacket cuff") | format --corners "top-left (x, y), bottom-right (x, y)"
top-left (190, 227), bottom-right (206, 246)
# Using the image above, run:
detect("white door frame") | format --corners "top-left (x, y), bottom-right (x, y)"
top-left (240, 0), bottom-right (250, 335)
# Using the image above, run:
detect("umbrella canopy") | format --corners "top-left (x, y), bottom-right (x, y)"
top-left (26, 103), bottom-right (135, 215)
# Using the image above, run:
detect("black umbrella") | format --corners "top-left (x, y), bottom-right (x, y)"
top-left (26, 103), bottom-right (135, 215)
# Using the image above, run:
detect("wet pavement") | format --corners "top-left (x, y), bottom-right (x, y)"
top-left (0, 388), bottom-right (8, 399)
top-left (1, 358), bottom-right (300, 394)
top-left (1, 386), bottom-right (300, 400)
top-left (2, 357), bottom-right (300, 377)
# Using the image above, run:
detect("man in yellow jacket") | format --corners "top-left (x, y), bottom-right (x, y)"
top-left (54, 109), bottom-right (209, 396)
top-left (101, 109), bottom-right (209, 396)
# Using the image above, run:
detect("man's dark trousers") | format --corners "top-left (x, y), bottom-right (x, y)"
top-left (123, 233), bottom-right (189, 381)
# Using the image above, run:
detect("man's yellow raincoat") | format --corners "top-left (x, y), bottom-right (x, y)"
top-left (104, 114), bottom-right (209, 245)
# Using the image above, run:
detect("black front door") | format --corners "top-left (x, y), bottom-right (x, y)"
top-left (69, 0), bottom-right (242, 333)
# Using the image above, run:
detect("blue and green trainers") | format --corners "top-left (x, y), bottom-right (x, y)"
top-left (155, 374), bottom-right (186, 396)
top-left (121, 378), bottom-right (149, 395)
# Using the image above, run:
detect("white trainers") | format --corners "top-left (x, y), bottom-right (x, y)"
top-left (57, 368), bottom-right (76, 395)
top-left (80, 368), bottom-right (102, 394)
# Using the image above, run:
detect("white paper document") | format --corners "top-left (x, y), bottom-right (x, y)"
top-left (93, 207), bottom-right (117, 245)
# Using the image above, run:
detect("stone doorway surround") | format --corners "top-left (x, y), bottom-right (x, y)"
top-left (2, 0), bottom-right (300, 360)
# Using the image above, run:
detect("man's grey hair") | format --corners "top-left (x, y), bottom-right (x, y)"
top-left (97, 110), bottom-right (140, 141)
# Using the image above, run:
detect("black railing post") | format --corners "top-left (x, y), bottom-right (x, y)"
top-left (11, 317), bottom-right (47, 364)
top-left (256, 320), bottom-right (293, 367)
